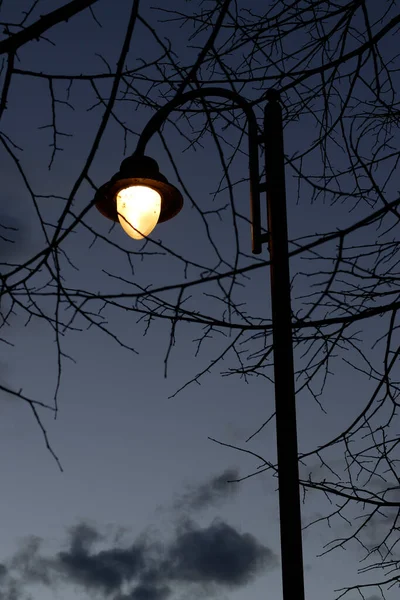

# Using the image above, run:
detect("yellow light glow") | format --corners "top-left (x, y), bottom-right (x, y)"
top-left (116, 185), bottom-right (161, 239)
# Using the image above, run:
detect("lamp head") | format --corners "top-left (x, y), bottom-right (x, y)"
top-left (94, 154), bottom-right (183, 239)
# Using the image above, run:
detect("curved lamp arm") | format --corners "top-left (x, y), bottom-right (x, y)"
top-left (94, 87), bottom-right (305, 600)
top-left (134, 87), bottom-right (265, 254)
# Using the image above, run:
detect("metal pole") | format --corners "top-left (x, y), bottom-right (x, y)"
top-left (264, 90), bottom-right (305, 600)
top-left (100, 84), bottom-right (305, 597)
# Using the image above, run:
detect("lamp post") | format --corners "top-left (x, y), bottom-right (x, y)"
top-left (94, 88), bottom-right (305, 600)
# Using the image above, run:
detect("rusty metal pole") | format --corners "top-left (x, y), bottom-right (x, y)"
top-left (264, 90), bottom-right (305, 600)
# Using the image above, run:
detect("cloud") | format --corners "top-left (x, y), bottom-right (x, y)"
top-left (10, 536), bottom-right (52, 586)
top-left (57, 523), bottom-right (147, 593)
top-left (5, 518), bottom-right (276, 600)
top-left (159, 519), bottom-right (275, 587)
top-left (0, 563), bottom-right (26, 600)
top-left (117, 584), bottom-right (170, 600)
top-left (172, 468), bottom-right (239, 512)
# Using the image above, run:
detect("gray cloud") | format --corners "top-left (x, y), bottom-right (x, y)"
top-left (10, 537), bottom-right (52, 586)
top-left (172, 468), bottom-right (239, 512)
top-left (0, 563), bottom-right (26, 600)
top-left (159, 519), bottom-right (274, 587)
top-left (117, 584), bottom-right (171, 600)
top-left (5, 517), bottom-right (276, 600)
top-left (57, 526), bottom-right (146, 593)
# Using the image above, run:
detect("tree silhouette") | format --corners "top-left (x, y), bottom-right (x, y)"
top-left (1, 1), bottom-right (400, 598)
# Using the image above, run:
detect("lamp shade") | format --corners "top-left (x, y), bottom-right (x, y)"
top-left (94, 154), bottom-right (183, 237)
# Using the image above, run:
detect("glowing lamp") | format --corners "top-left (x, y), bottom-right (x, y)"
top-left (94, 154), bottom-right (183, 239)
top-left (116, 185), bottom-right (161, 239)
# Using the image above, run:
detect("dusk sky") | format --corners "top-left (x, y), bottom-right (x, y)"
top-left (1, 2), bottom-right (399, 600)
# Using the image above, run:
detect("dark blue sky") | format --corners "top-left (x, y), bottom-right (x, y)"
top-left (1, 2), bottom-right (399, 600)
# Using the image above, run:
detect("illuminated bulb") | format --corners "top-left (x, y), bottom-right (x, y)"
top-left (116, 185), bottom-right (161, 240)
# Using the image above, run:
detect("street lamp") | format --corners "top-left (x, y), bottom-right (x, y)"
top-left (94, 154), bottom-right (183, 240)
top-left (94, 88), bottom-right (305, 600)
